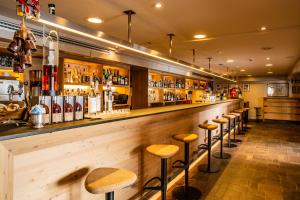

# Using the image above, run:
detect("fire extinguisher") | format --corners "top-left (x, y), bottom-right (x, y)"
top-left (230, 87), bottom-right (238, 99)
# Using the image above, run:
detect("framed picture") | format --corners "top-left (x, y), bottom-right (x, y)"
top-left (267, 83), bottom-right (289, 97)
top-left (243, 83), bottom-right (250, 92)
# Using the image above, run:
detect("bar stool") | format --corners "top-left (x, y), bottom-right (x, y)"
top-left (229, 112), bottom-right (243, 143)
top-left (144, 144), bottom-right (179, 200)
top-left (85, 167), bottom-right (137, 200)
top-left (172, 133), bottom-right (202, 200)
top-left (198, 123), bottom-right (220, 173)
top-left (234, 109), bottom-right (245, 134)
top-left (212, 117), bottom-right (231, 159)
top-left (222, 114), bottom-right (237, 148)
top-left (243, 107), bottom-right (250, 131)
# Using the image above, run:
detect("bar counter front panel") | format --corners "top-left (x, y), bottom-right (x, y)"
top-left (0, 100), bottom-right (240, 200)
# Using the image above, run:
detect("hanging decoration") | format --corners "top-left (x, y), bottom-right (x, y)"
top-left (16, 0), bottom-right (40, 19)
top-left (7, 19), bottom-right (37, 73)
top-left (6, 1), bottom-right (39, 73)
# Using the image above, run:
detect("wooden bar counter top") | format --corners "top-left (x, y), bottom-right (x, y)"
top-left (0, 99), bottom-right (241, 200)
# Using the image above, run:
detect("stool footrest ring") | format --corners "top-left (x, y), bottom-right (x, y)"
top-left (143, 177), bottom-right (161, 191)
top-left (172, 160), bottom-right (185, 169)
top-left (198, 144), bottom-right (208, 150)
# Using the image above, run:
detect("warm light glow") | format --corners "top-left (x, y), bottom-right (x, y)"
top-left (64, 85), bottom-right (89, 90)
top-left (267, 71), bottom-right (273, 74)
top-left (266, 57), bottom-right (270, 60)
top-left (186, 71), bottom-right (191, 76)
top-left (247, 74), bottom-right (252, 77)
top-left (223, 73), bottom-right (228, 76)
top-left (37, 18), bottom-right (235, 82)
top-left (226, 59), bottom-right (234, 63)
top-left (87, 17), bottom-right (103, 24)
top-left (194, 34), bottom-right (207, 39)
top-left (154, 2), bottom-right (162, 8)
top-left (240, 69), bottom-right (246, 72)
top-left (265, 63), bottom-right (273, 67)
top-left (261, 26), bottom-right (267, 31)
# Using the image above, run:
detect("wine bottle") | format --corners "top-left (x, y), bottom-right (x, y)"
top-left (40, 96), bottom-right (50, 124)
top-left (52, 96), bottom-right (62, 123)
top-left (64, 96), bottom-right (74, 122)
top-left (95, 80), bottom-right (102, 113)
top-left (88, 81), bottom-right (97, 114)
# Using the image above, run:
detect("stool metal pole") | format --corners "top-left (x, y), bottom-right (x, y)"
top-left (184, 143), bottom-right (189, 193)
top-left (161, 158), bottom-right (167, 200)
top-left (220, 124), bottom-right (223, 157)
top-left (105, 192), bottom-right (114, 200)
top-left (207, 130), bottom-right (211, 172)
top-left (227, 119), bottom-right (231, 147)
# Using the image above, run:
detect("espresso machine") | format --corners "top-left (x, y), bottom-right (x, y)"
top-left (0, 79), bottom-right (26, 124)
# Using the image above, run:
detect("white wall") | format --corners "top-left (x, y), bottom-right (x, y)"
top-left (242, 83), bottom-right (267, 119)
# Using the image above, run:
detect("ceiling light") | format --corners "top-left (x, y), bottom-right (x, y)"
top-left (37, 18), bottom-right (235, 82)
top-left (265, 63), bottom-right (273, 67)
top-left (87, 17), bottom-right (103, 24)
top-left (154, 2), bottom-right (162, 8)
top-left (194, 34), bottom-right (207, 39)
top-left (267, 71), bottom-right (273, 74)
top-left (223, 73), bottom-right (228, 76)
top-left (261, 26), bottom-right (267, 31)
top-left (226, 59), bottom-right (234, 63)
top-left (266, 57), bottom-right (270, 60)
top-left (240, 69), bottom-right (246, 72)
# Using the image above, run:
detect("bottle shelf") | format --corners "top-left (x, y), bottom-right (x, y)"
top-left (64, 82), bottom-right (92, 86)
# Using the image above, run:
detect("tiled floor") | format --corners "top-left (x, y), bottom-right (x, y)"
top-left (167, 121), bottom-right (300, 200)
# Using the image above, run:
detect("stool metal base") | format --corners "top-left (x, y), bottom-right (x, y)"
top-left (213, 152), bottom-right (231, 159)
top-left (198, 163), bottom-right (220, 173)
top-left (223, 143), bottom-right (237, 148)
top-left (172, 186), bottom-right (202, 200)
top-left (230, 139), bottom-right (242, 143)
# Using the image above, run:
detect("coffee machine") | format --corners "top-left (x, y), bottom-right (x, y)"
top-left (0, 79), bottom-right (24, 102)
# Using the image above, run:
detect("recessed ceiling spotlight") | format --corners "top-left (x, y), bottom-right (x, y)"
top-left (194, 34), bottom-right (207, 39)
top-left (240, 69), bottom-right (246, 72)
top-left (261, 47), bottom-right (272, 51)
top-left (226, 59), bottom-right (234, 63)
top-left (247, 74), bottom-right (252, 77)
top-left (223, 73), bottom-right (228, 76)
top-left (154, 2), bottom-right (162, 8)
top-left (266, 57), bottom-right (270, 60)
top-left (265, 63), bottom-right (273, 67)
top-left (261, 26), bottom-right (267, 31)
top-left (87, 17), bottom-right (103, 24)
top-left (267, 71), bottom-right (273, 74)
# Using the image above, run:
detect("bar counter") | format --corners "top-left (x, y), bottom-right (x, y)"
top-left (0, 100), bottom-right (240, 141)
top-left (0, 99), bottom-right (241, 200)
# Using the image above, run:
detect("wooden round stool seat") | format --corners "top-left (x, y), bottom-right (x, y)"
top-left (199, 124), bottom-right (218, 131)
top-left (223, 114), bottom-right (235, 119)
top-left (173, 133), bottom-right (198, 143)
top-left (243, 108), bottom-right (250, 111)
top-left (85, 168), bottom-right (137, 194)
top-left (212, 118), bottom-right (228, 124)
top-left (234, 109), bottom-right (244, 113)
top-left (230, 113), bottom-right (241, 117)
top-left (146, 144), bottom-right (179, 158)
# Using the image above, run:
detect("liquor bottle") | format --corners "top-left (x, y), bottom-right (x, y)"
top-left (75, 96), bottom-right (83, 120)
top-left (52, 96), bottom-right (62, 123)
top-left (95, 80), bottom-right (102, 113)
top-left (40, 96), bottom-right (50, 124)
top-left (64, 96), bottom-right (74, 122)
top-left (88, 80), bottom-right (97, 114)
